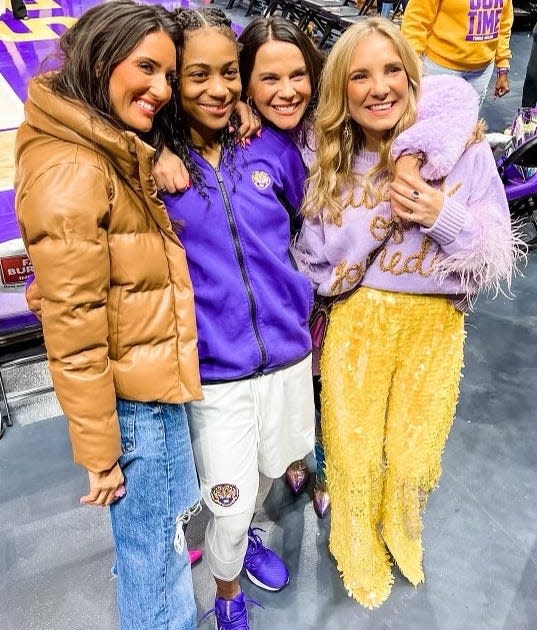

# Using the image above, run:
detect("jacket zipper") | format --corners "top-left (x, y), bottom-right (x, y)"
top-left (212, 164), bottom-right (269, 373)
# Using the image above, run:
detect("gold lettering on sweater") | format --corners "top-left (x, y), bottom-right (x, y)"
top-left (379, 236), bottom-right (442, 277)
top-left (447, 181), bottom-right (462, 197)
top-left (330, 261), bottom-right (364, 294)
top-left (370, 215), bottom-right (392, 240)
top-left (370, 215), bottom-right (407, 244)
top-left (439, 180), bottom-right (462, 197)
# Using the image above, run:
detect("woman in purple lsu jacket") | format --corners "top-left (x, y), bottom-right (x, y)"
top-left (159, 8), bottom-right (315, 629)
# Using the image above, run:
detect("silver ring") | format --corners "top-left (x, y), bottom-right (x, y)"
top-left (157, 186), bottom-right (166, 193)
top-left (411, 189), bottom-right (420, 201)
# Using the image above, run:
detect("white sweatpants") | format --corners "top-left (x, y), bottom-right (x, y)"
top-left (186, 356), bottom-right (315, 580)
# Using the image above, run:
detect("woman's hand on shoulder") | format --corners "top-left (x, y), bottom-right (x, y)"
top-left (80, 462), bottom-right (125, 507)
top-left (390, 155), bottom-right (443, 228)
top-left (233, 100), bottom-right (262, 142)
top-left (152, 146), bottom-right (190, 194)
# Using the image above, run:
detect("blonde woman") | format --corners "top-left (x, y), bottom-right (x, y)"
top-left (296, 17), bottom-right (519, 608)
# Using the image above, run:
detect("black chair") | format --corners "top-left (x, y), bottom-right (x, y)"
top-left (225, 0), bottom-right (249, 9)
top-left (316, 6), bottom-right (370, 48)
top-left (391, 0), bottom-right (403, 18)
top-left (245, 0), bottom-right (268, 15)
top-left (357, 0), bottom-right (377, 15)
top-left (264, 1), bottom-right (299, 17)
top-left (266, 1), bottom-right (311, 25)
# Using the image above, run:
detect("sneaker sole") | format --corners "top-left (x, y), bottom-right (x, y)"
top-left (245, 569), bottom-right (290, 592)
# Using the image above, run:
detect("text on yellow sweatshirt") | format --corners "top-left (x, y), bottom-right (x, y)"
top-left (401, 0), bottom-right (513, 71)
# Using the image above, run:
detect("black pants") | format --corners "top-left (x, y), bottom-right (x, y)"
top-left (522, 24), bottom-right (537, 108)
top-left (10, 0), bottom-right (28, 18)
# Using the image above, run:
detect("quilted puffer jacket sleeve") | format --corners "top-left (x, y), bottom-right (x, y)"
top-left (16, 160), bottom-right (121, 473)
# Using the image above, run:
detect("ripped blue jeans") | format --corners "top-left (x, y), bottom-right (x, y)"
top-left (110, 399), bottom-right (201, 630)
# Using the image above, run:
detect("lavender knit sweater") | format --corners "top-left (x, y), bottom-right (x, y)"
top-left (296, 79), bottom-right (520, 309)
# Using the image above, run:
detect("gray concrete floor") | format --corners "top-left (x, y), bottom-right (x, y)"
top-left (1, 2), bottom-right (537, 629)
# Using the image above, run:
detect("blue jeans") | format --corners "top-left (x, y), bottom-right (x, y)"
top-left (422, 55), bottom-right (494, 107)
top-left (110, 399), bottom-right (201, 630)
top-left (380, 2), bottom-right (393, 17)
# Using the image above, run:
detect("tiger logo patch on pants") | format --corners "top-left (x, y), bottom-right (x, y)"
top-left (210, 483), bottom-right (239, 507)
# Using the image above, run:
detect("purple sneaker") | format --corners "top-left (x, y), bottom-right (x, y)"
top-left (243, 527), bottom-right (289, 591)
top-left (200, 592), bottom-right (262, 630)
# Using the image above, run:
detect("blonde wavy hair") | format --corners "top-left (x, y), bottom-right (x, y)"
top-left (303, 18), bottom-right (421, 224)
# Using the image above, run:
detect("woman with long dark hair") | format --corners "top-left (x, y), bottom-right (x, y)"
top-left (237, 15), bottom-right (330, 515)
top-left (15, 3), bottom-right (201, 628)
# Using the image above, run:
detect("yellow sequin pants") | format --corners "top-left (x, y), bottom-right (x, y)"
top-left (320, 288), bottom-right (465, 609)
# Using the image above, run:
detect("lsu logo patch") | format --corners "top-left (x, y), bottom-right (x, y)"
top-left (210, 483), bottom-right (239, 507)
top-left (251, 170), bottom-right (272, 191)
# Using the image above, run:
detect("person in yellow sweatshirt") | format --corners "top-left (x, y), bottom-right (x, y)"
top-left (401, 0), bottom-right (513, 105)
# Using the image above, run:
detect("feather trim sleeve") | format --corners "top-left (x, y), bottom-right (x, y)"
top-left (424, 142), bottom-right (526, 305)
top-left (392, 75), bottom-right (479, 181)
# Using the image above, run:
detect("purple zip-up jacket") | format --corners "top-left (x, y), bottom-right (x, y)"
top-left (164, 127), bottom-right (312, 383)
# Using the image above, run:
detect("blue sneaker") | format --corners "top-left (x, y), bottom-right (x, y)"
top-left (243, 527), bottom-right (289, 591)
top-left (200, 592), bottom-right (262, 630)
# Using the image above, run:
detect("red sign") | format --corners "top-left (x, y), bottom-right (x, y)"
top-left (0, 255), bottom-right (33, 286)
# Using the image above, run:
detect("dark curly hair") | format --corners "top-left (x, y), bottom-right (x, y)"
top-left (156, 7), bottom-right (242, 195)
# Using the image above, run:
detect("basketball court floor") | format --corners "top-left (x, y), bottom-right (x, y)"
top-left (1, 2), bottom-right (537, 629)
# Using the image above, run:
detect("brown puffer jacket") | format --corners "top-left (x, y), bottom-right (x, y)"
top-left (15, 75), bottom-right (202, 473)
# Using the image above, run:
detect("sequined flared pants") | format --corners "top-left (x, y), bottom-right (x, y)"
top-left (320, 288), bottom-right (465, 609)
